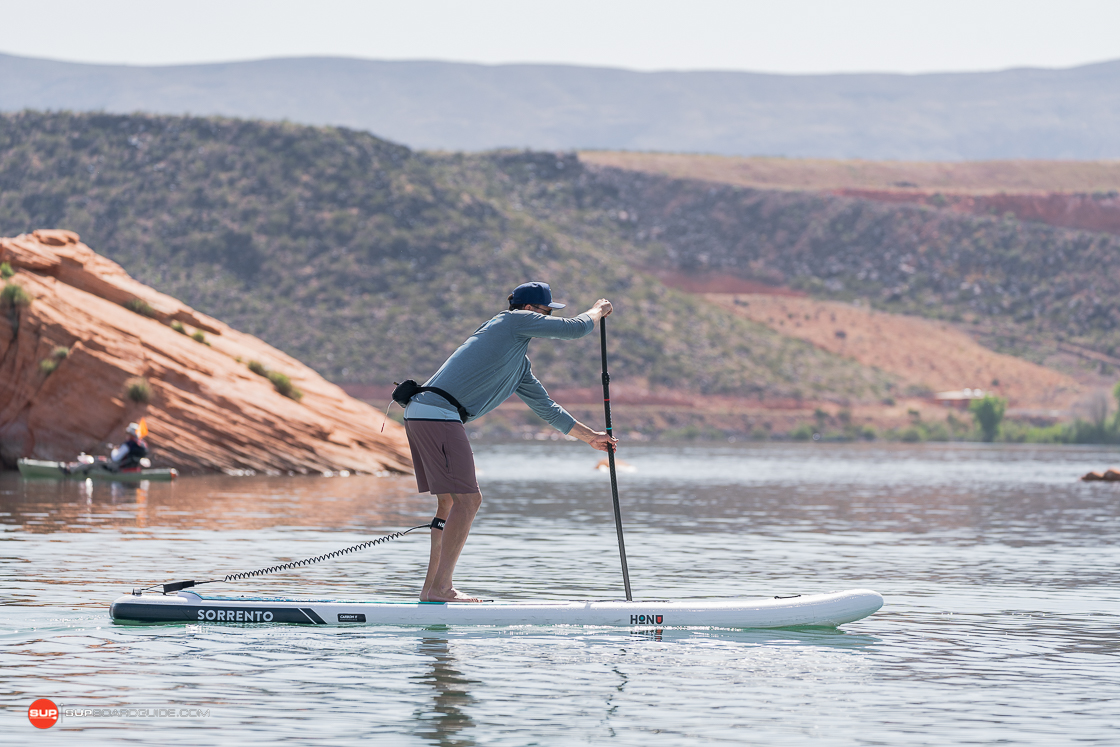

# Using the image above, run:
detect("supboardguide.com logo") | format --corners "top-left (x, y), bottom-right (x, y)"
top-left (29, 699), bottom-right (59, 729)
top-left (27, 698), bottom-right (212, 726)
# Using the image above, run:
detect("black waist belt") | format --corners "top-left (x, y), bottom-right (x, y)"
top-left (392, 380), bottom-right (470, 423)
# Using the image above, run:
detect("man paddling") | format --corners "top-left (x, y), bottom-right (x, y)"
top-left (403, 282), bottom-right (617, 602)
top-left (110, 421), bottom-right (150, 471)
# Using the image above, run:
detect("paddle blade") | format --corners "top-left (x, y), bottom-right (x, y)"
top-left (137, 418), bottom-right (148, 439)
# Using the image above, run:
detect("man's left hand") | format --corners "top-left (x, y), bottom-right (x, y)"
top-left (567, 421), bottom-right (619, 452)
top-left (587, 432), bottom-right (618, 452)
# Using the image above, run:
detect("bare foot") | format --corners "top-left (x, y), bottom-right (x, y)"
top-left (425, 587), bottom-right (484, 603)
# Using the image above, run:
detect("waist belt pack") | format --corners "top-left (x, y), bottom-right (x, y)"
top-left (392, 380), bottom-right (470, 423)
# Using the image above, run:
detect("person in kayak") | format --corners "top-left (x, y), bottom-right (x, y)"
top-left (110, 422), bottom-right (150, 471)
top-left (405, 282), bottom-right (617, 603)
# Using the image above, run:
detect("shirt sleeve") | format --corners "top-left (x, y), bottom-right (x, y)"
top-left (514, 312), bottom-right (594, 341)
top-left (515, 359), bottom-right (577, 434)
top-left (111, 444), bottom-right (128, 462)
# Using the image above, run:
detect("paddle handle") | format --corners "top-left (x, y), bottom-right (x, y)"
top-left (600, 318), bottom-right (633, 601)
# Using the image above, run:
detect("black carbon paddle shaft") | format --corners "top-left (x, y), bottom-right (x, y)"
top-left (600, 318), bottom-right (633, 601)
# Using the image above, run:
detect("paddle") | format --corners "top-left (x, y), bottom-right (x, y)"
top-left (600, 317), bottom-right (633, 601)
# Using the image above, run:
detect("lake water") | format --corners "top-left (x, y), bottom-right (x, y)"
top-left (3, 442), bottom-right (1120, 745)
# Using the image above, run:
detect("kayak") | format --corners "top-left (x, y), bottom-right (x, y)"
top-left (17, 458), bottom-right (178, 482)
top-left (110, 588), bottom-right (883, 628)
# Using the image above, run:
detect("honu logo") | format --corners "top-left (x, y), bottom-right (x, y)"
top-left (629, 614), bottom-right (664, 624)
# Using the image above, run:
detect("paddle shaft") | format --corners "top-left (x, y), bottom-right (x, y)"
top-left (600, 318), bottom-right (633, 601)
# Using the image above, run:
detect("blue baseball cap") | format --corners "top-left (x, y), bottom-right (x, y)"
top-left (510, 281), bottom-right (565, 309)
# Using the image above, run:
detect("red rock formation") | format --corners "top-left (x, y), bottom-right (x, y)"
top-left (0, 230), bottom-right (412, 475)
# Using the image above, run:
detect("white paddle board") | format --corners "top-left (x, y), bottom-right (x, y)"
top-left (110, 589), bottom-right (883, 628)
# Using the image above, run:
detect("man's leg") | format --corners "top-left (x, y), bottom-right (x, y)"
top-left (424, 491), bottom-right (483, 603)
top-left (420, 494), bottom-right (453, 601)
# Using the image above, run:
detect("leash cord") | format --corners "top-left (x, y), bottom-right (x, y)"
top-left (138, 523), bottom-right (435, 595)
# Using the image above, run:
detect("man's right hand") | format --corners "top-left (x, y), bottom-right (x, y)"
top-left (588, 298), bottom-right (613, 321)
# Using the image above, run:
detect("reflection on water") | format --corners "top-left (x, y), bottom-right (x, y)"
top-left (1, 472), bottom-right (425, 533)
top-left (414, 637), bottom-right (477, 747)
top-left (2, 441), bottom-right (1120, 744)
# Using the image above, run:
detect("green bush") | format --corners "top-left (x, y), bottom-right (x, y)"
top-left (191, 330), bottom-right (210, 345)
top-left (1062, 417), bottom-right (1120, 445)
top-left (39, 358), bottom-right (58, 375)
top-left (124, 376), bottom-right (152, 404)
top-left (125, 298), bottom-right (156, 317)
top-left (170, 321), bottom-right (187, 334)
top-left (0, 261), bottom-right (13, 279)
top-left (969, 395), bottom-right (1007, 442)
top-left (899, 426), bottom-right (924, 443)
top-left (1, 282), bottom-right (32, 308)
top-left (1000, 420), bottom-right (1067, 443)
top-left (52, 346), bottom-right (69, 360)
top-left (247, 360), bottom-right (268, 376)
top-left (267, 370), bottom-right (303, 401)
top-left (790, 423), bottom-right (814, 441)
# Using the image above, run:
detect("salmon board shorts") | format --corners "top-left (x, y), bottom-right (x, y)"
top-left (404, 419), bottom-right (481, 495)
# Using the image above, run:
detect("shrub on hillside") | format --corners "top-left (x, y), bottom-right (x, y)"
top-left (191, 330), bottom-right (210, 345)
top-left (1, 282), bottom-right (32, 308)
top-left (125, 298), bottom-right (155, 317)
top-left (247, 360), bottom-right (267, 376)
top-left (124, 377), bottom-right (152, 404)
top-left (267, 371), bottom-right (303, 401)
top-left (0, 261), bottom-right (13, 279)
top-left (170, 321), bottom-right (187, 334)
top-left (39, 345), bottom-right (70, 376)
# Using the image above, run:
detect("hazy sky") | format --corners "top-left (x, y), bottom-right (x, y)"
top-left (2, 0), bottom-right (1118, 74)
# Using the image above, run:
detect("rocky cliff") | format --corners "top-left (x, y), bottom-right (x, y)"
top-left (0, 230), bottom-right (411, 474)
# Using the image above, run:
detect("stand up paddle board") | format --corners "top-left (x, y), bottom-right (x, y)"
top-left (110, 589), bottom-right (883, 628)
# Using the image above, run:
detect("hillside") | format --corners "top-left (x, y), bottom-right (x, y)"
top-left (2, 111), bottom-right (1116, 436)
top-left (704, 293), bottom-right (1081, 410)
top-left (581, 152), bottom-right (1120, 236)
top-left (573, 166), bottom-right (1120, 367)
top-left (579, 152), bottom-right (1120, 195)
top-left (3, 53), bottom-right (1120, 159)
top-left (0, 111), bottom-right (890, 405)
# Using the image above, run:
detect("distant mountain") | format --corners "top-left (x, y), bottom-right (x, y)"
top-left (2, 53), bottom-right (1119, 160)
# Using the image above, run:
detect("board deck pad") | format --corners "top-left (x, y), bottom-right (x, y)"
top-left (111, 589), bottom-right (883, 628)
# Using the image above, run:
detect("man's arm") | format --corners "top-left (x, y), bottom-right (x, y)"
top-left (515, 299), bottom-right (614, 340)
top-left (569, 298), bottom-right (616, 451)
top-left (568, 421), bottom-right (618, 453)
top-left (515, 361), bottom-right (579, 432)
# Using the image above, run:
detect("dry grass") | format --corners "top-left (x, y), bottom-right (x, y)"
top-left (579, 152), bottom-right (1120, 195)
top-left (705, 293), bottom-right (1082, 410)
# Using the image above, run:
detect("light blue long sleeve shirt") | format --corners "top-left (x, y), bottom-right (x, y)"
top-left (405, 310), bottom-right (595, 433)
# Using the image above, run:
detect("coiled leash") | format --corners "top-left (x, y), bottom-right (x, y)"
top-left (136, 518), bottom-right (447, 595)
